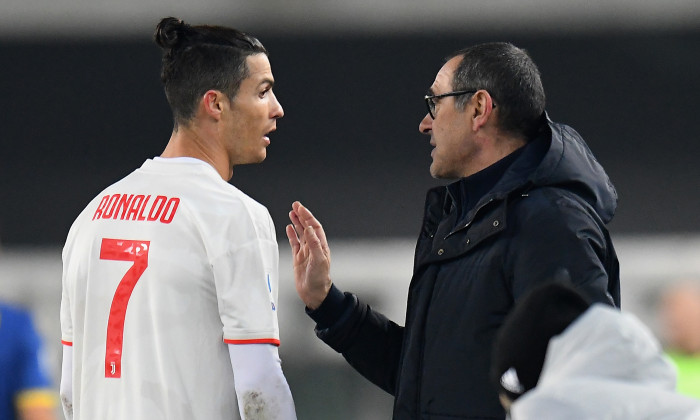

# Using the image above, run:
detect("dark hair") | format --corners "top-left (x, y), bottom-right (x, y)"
top-left (491, 281), bottom-right (591, 402)
top-left (448, 42), bottom-right (546, 139)
top-left (154, 17), bottom-right (268, 129)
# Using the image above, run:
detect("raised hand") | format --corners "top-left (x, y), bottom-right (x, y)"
top-left (285, 201), bottom-right (332, 309)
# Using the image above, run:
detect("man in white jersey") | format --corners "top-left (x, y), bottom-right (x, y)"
top-left (59, 17), bottom-right (295, 420)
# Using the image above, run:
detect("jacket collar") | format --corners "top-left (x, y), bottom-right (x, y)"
top-left (446, 146), bottom-right (524, 214)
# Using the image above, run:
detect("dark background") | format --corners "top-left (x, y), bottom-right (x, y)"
top-left (2, 29), bottom-right (699, 245)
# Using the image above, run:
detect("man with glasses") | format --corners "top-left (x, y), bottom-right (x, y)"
top-left (286, 42), bottom-right (620, 419)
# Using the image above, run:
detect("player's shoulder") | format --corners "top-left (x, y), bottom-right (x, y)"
top-left (204, 183), bottom-right (274, 234)
top-left (63, 166), bottom-right (144, 242)
top-left (220, 183), bottom-right (269, 214)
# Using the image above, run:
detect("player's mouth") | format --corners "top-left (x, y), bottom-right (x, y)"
top-left (263, 126), bottom-right (276, 143)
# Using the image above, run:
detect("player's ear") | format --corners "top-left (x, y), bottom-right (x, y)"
top-left (202, 90), bottom-right (226, 120)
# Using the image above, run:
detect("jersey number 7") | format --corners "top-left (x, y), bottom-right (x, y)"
top-left (100, 238), bottom-right (150, 378)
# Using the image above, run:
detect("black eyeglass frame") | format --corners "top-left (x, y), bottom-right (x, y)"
top-left (424, 90), bottom-right (495, 119)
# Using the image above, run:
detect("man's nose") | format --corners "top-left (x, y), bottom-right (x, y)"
top-left (419, 113), bottom-right (432, 134)
top-left (272, 92), bottom-right (284, 119)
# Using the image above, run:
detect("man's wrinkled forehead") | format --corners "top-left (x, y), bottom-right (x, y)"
top-left (430, 56), bottom-right (462, 94)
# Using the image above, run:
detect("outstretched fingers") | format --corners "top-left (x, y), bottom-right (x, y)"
top-left (287, 201), bottom-right (333, 309)
top-left (291, 201), bottom-right (329, 254)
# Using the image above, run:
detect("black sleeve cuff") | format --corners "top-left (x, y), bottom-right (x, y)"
top-left (305, 284), bottom-right (353, 329)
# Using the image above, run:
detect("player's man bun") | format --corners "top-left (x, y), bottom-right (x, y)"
top-left (154, 16), bottom-right (268, 129)
top-left (154, 17), bottom-right (189, 51)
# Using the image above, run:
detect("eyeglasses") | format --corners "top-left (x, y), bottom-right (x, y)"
top-left (424, 90), bottom-right (495, 119)
top-left (424, 90), bottom-right (475, 119)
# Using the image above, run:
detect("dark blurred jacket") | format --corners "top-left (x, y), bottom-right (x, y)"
top-left (310, 116), bottom-right (620, 419)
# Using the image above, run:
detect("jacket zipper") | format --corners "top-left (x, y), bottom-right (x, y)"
top-left (444, 198), bottom-right (495, 240)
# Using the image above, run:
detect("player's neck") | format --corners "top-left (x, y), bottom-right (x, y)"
top-left (161, 124), bottom-right (232, 181)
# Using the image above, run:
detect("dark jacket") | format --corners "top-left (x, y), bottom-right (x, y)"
top-left (309, 117), bottom-right (620, 419)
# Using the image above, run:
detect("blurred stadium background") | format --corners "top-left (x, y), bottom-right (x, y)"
top-left (1, 1), bottom-right (699, 418)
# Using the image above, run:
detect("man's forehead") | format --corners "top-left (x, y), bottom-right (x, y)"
top-left (431, 56), bottom-right (461, 92)
top-left (245, 54), bottom-right (274, 81)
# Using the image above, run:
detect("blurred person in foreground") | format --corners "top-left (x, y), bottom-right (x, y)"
top-left (491, 281), bottom-right (700, 419)
top-left (0, 301), bottom-right (58, 420)
top-left (660, 280), bottom-right (700, 399)
top-left (286, 42), bottom-right (620, 419)
top-left (60, 17), bottom-right (295, 419)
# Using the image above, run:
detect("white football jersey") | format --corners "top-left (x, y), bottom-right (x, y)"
top-left (61, 158), bottom-right (281, 420)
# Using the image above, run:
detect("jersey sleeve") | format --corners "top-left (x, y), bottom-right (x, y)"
top-left (60, 220), bottom-right (79, 346)
top-left (212, 209), bottom-right (280, 345)
top-left (60, 275), bottom-right (73, 346)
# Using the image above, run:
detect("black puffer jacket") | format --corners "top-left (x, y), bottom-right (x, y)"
top-left (310, 117), bottom-right (620, 419)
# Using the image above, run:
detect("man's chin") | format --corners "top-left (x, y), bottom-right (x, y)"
top-left (251, 149), bottom-right (267, 163)
top-left (429, 163), bottom-right (445, 179)
top-left (430, 164), bottom-right (458, 180)
top-left (235, 153), bottom-right (267, 166)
